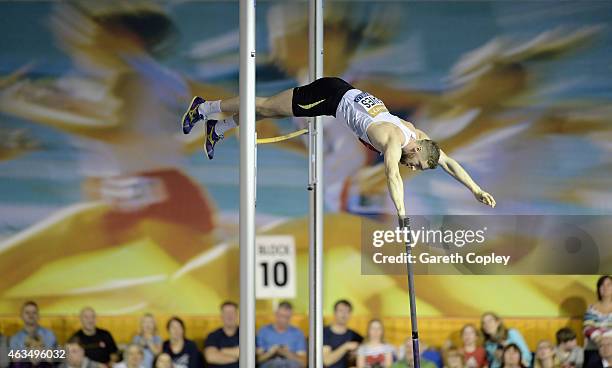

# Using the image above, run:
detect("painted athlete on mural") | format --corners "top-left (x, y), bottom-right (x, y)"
top-left (0, 0), bottom-right (610, 315)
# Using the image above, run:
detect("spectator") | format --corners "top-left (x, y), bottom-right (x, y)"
top-left (356, 319), bottom-right (394, 368)
top-left (583, 276), bottom-right (612, 366)
top-left (59, 337), bottom-right (99, 368)
top-left (153, 354), bottom-right (173, 368)
top-left (323, 300), bottom-right (363, 368)
top-left (481, 312), bottom-right (531, 368)
top-left (162, 317), bottom-right (203, 368)
top-left (422, 344), bottom-right (444, 368)
top-left (459, 324), bottom-right (487, 368)
top-left (132, 314), bottom-right (162, 368)
top-left (114, 344), bottom-right (146, 368)
top-left (1, 333), bottom-right (8, 368)
top-left (500, 344), bottom-right (525, 368)
top-left (585, 334), bottom-right (612, 368)
top-left (9, 301), bottom-right (57, 367)
top-left (256, 301), bottom-right (307, 368)
top-left (204, 301), bottom-right (239, 368)
top-left (9, 301), bottom-right (57, 350)
top-left (534, 340), bottom-right (560, 368)
top-left (392, 338), bottom-right (437, 368)
top-left (70, 307), bottom-right (119, 366)
top-left (555, 328), bottom-right (583, 368)
top-left (444, 348), bottom-right (464, 368)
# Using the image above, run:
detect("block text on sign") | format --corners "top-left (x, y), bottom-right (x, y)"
top-left (255, 236), bottom-right (296, 299)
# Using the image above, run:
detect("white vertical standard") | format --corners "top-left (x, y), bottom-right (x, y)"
top-left (239, 0), bottom-right (256, 367)
top-left (308, 0), bottom-right (324, 367)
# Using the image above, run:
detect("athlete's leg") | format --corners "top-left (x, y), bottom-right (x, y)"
top-left (198, 89), bottom-right (293, 149)
top-left (201, 77), bottom-right (353, 120)
top-left (187, 77), bottom-right (352, 131)
top-left (187, 89), bottom-right (292, 160)
top-left (183, 77), bottom-right (354, 159)
top-left (216, 89), bottom-right (294, 119)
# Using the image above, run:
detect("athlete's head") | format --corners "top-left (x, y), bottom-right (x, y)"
top-left (401, 139), bottom-right (440, 171)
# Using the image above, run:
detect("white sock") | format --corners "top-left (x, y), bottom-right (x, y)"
top-left (198, 100), bottom-right (222, 116)
top-left (214, 116), bottom-right (237, 136)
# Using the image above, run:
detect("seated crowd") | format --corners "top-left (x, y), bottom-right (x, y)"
top-left (0, 276), bottom-right (610, 368)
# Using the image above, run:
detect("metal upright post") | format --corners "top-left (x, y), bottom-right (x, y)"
top-left (239, 0), bottom-right (256, 367)
top-left (308, 0), bottom-right (324, 367)
top-left (402, 218), bottom-right (420, 368)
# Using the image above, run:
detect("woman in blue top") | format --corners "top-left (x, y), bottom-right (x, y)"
top-left (132, 314), bottom-right (162, 368)
top-left (481, 312), bottom-right (532, 368)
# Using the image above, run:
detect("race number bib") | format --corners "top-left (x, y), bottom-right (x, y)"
top-left (354, 92), bottom-right (388, 117)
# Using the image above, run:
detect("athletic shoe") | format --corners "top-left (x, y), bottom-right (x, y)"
top-left (205, 119), bottom-right (223, 160)
top-left (182, 96), bottom-right (206, 134)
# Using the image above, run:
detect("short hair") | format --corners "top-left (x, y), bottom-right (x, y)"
top-left (278, 301), bottom-right (293, 311)
top-left (166, 316), bottom-right (186, 333)
top-left (556, 327), bottom-right (577, 344)
top-left (80, 306), bottom-right (95, 316)
top-left (334, 299), bottom-right (353, 312)
top-left (21, 301), bottom-right (38, 311)
top-left (596, 275), bottom-right (611, 301)
top-left (418, 139), bottom-right (441, 169)
top-left (220, 301), bottom-right (238, 310)
top-left (66, 336), bottom-right (84, 348)
top-left (125, 343), bottom-right (144, 355)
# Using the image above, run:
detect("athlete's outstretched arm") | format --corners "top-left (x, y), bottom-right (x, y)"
top-left (383, 142), bottom-right (406, 216)
top-left (438, 150), bottom-right (496, 208)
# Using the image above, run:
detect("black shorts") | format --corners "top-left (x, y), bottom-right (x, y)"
top-left (292, 77), bottom-right (354, 118)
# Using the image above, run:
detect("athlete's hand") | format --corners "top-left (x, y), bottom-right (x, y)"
top-left (474, 190), bottom-right (496, 208)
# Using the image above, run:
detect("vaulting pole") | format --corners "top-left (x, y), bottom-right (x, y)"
top-left (239, 0), bottom-right (256, 367)
top-left (308, 0), bottom-right (324, 367)
top-left (400, 217), bottom-right (420, 368)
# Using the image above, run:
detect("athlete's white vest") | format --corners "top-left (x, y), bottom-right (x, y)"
top-left (335, 89), bottom-right (415, 152)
